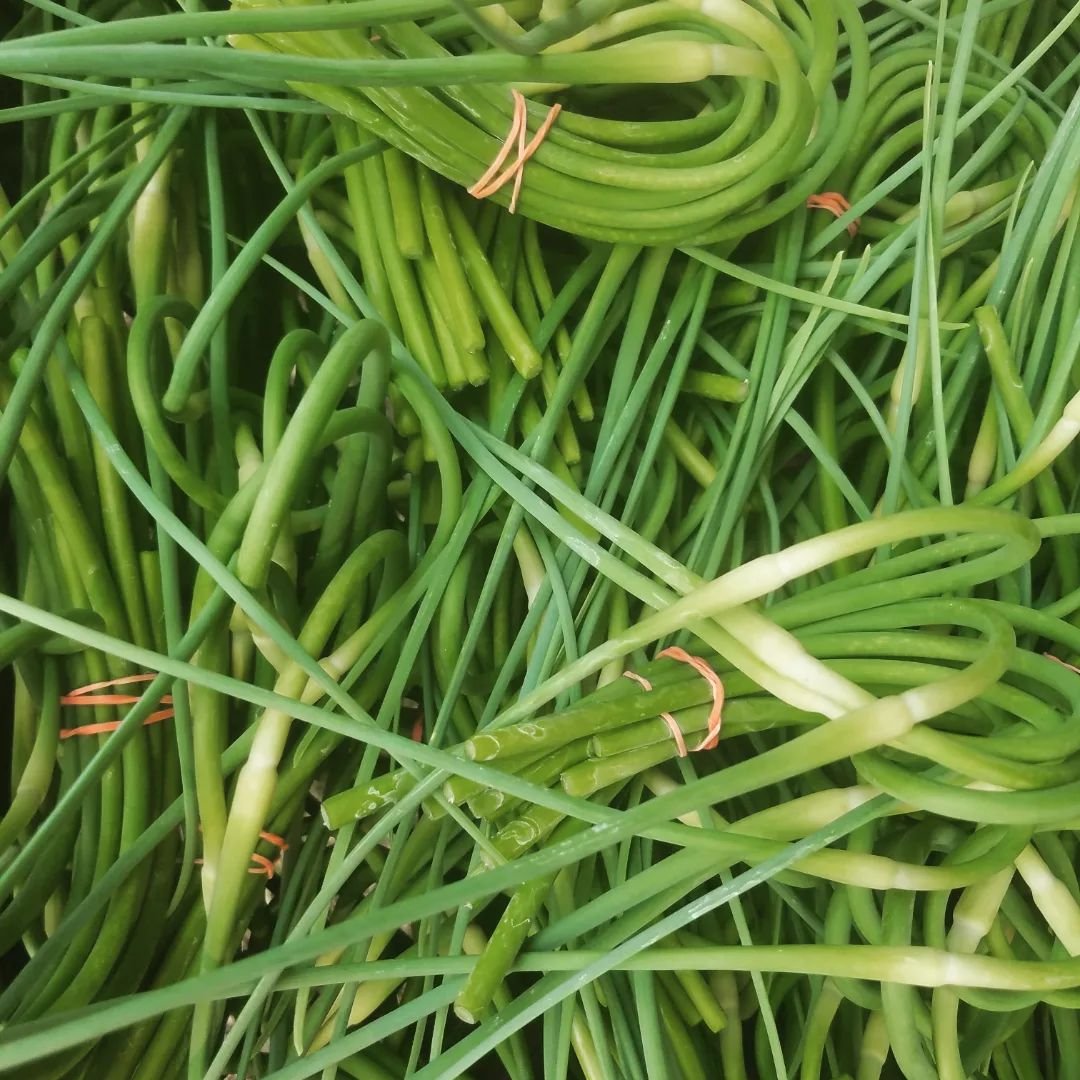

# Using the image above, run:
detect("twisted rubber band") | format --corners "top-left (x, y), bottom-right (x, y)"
top-left (468, 91), bottom-right (524, 198)
top-left (249, 853), bottom-right (277, 879)
top-left (194, 829), bottom-right (288, 878)
top-left (469, 89), bottom-right (561, 213)
top-left (656, 646), bottom-right (725, 752)
top-left (60, 672), bottom-right (174, 739)
top-left (807, 192), bottom-right (860, 238)
top-left (622, 670), bottom-right (687, 757)
top-left (252, 830), bottom-right (290, 877)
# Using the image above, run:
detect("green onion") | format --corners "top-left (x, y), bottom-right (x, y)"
top-left (3, 2), bottom-right (1080, 1077)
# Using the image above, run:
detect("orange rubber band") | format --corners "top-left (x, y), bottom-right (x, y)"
top-left (656, 646), bottom-right (725, 752)
top-left (61, 672), bottom-right (171, 704)
top-left (509, 89), bottom-right (529, 216)
top-left (469, 89), bottom-right (561, 214)
top-left (249, 853), bottom-right (276, 879)
top-left (660, 712), bottom-right (688, 758)
top-left (623, 670), bottom-right (687, 757)
top-left (196, 823), bottom-right (288, 852)
top-left (807, 192), bottom-right (860, 238)
top-left (194, 854), bottom-right (276, 878)
top-left (60, 673), bottom-right (174, 739)
top-left (1045, 653), bottom-right (1080, 675)
top-left (259, 830), bottom-right (289, 854)
top-left (194, 830), bottom-right (287, 879)
top-left (509, 102), bottom-right (560, 213)
top-left (469, 91), bottom-right (524, 200)
top-left (252, 829), bottom-right (289, 877)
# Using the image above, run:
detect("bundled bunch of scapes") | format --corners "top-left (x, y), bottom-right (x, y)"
top-left (1, 0), bottom-right (1080, 1078)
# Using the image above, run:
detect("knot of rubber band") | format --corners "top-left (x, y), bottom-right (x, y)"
top-left (656, 647), bottom-right (725, 752)
top-left (251, 830), bottom-right (289, 878)
top-left (469, 89), bottom-right (561, 214)
top-left (807, 192), bottom-right (860, 238)
top-left (622, 670), bottom-right (688, 758)
top-left (60, 672), bottom-right (174, 739)
top-left (195, 828), bottom-right (288, 879)
top-left (249, 853), bottom-right (276, 879)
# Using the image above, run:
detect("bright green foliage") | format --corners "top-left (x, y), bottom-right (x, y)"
top-left (2, 2), bottom-right (1080, 1079)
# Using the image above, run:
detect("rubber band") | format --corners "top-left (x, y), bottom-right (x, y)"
top-left (468, 92), bottom-right (524, 200)
top-left (469, 89), bottom-right (561, 214)
top-left (622, 670), bottom-right (687, 757)
top-left (251, 827), bottom-right (290, 878)
top-left (622, 670), bottom-right (650, 691)
top-left (659, 712), bottom-right (688, 758)
top-left (254, 830), bottom-right (289, 877)
top-left (61, 672), bottom-right (168, 700)
top-left (60, 672), bottom-right (174, 739)
top-left (194, 830), bottom-right (288, 879)
top-left (656, 646), bottom-right (725, 752)
top-left (1044, 653), bottom-right (1080, 675)
top-left (249, 853), bottom-right (276, 879)
top-left (259, 830), bottom-right (289, 854)
top-left (807, 192), bottom-right (860, 237)
top-left (509, 88), bottom-right (529, 216)
top-left (194, 854), bottom-right (276, 878)
top-left (61, 694), bottom-right (170, 707)
top-left (507, 102), bottom-right (560, 213)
